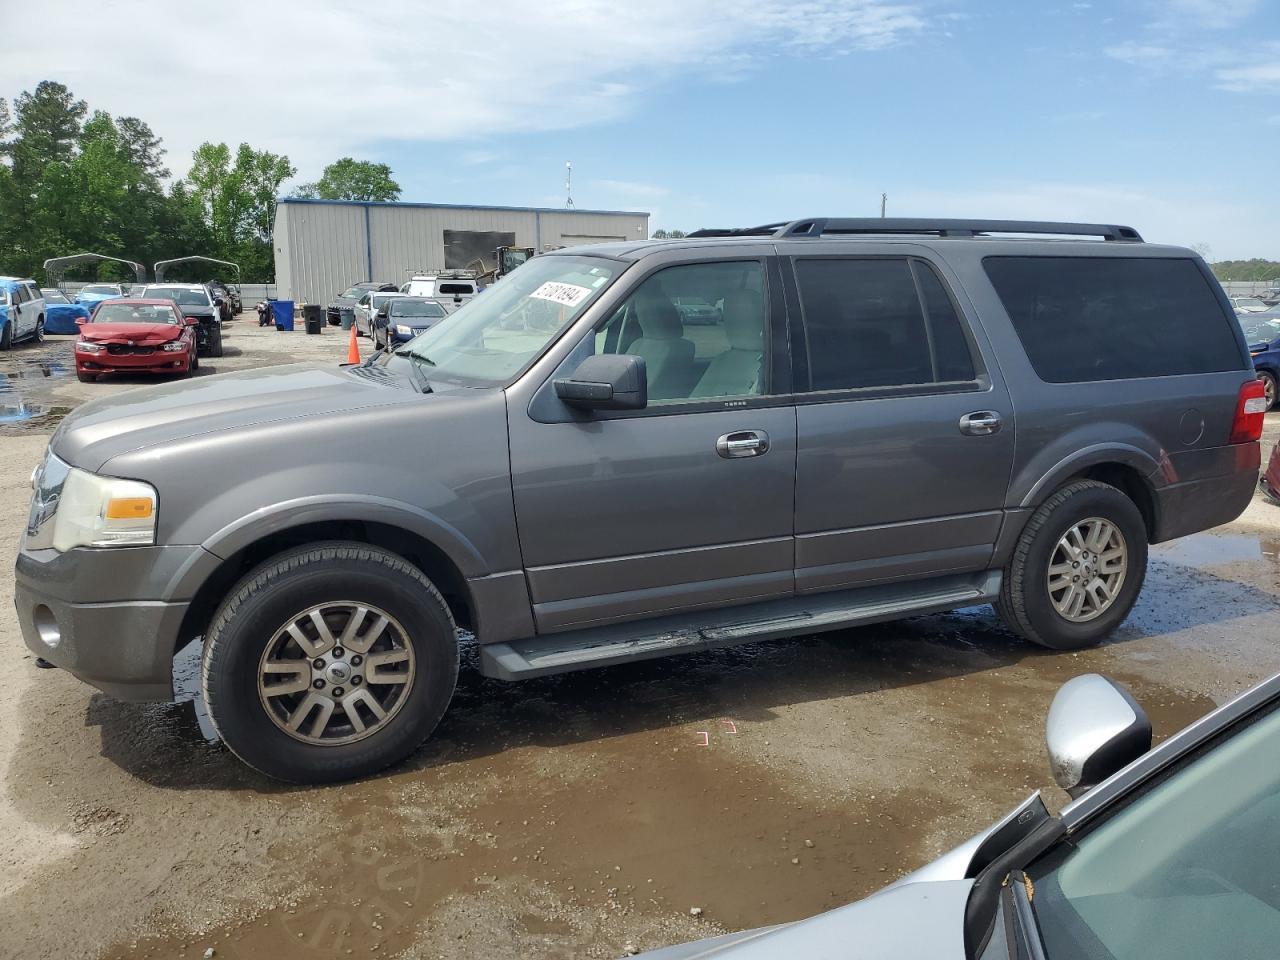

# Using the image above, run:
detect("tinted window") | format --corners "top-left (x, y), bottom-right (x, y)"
top-left (437, 283), bottom-right (474, 295)
top-left (794, 258), bottom-right (975, 391)
top-left (392, 300), bottom-right (446, 318)
top-left (984, 257), bottom-right (1244, 382)
top-left (594, 261), bottom-right (767, 402)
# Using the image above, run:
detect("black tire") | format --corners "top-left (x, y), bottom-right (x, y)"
top-left (0, 321), bottom-right (10, 351)
top-left (209, 325), bottom-right (224, 358)
top-left (34, 317), bottom-right (45, 343)
top-left (995, 480), bottom-right (1148, 650)
top-left (201, 542), bottom-right (459, 783)
top-left (188, 349), bottom-right (199, 374)
top-left (77, 371), bottom-right (97, 383)
top-left (1259, 371), bottom-right (1277, 411)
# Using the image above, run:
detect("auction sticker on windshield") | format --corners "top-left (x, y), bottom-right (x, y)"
top-left (530, 281), bottom-right (592, 307)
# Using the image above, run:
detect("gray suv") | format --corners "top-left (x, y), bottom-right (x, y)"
top-left (16, 218), bottom-right (1264, 783)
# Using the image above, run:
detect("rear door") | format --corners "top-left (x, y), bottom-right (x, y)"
top-left (785, 249), bottom-right (1016, 593)
top-left (508, 254), bottom-right (797, 633)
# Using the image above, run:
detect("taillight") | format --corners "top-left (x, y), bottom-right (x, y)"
top-left (1230, 379), bottom-right (1268, 444)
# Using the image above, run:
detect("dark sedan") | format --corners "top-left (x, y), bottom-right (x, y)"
top-left (1240, 310), bottom-right (1280, 409)
top-left (372, 297), bottom-right (452, 350)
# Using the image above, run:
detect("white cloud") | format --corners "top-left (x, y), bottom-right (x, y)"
top-left (0, 0), bottom-right (925, 182)
top-left (1160, 0), bottom-right (1259, 29)
top-left (1216, 62), bottom-right (1280, 92)
top-left (1104, 42), bottom-right (1174, 65)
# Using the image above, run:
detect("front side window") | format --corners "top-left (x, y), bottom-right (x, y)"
top-left (593, 260), bottom-right (768, 402)
top-left (1032, 705), bottom-right (1280, 959)
top-left (985, 257), bottom-right (1244, 383)
top-left (794, 257), bottom-right (976, 391)
top-left (402, 255), bottom-right (617, 387)
top-left (93, 303), bottom-right (179, 325)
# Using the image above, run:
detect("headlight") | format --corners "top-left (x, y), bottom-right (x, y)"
top-left (76, 341), bottom-right (103, 353)
top-left (395, 324), bottom-right (414, 336)
top-left (161, 341), bottom-right (185, 352)
top-left (48, 466), bottom-right (157, 550)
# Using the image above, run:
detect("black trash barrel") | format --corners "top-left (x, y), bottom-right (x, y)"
top-left (303, 303), bottom-right (324, 335)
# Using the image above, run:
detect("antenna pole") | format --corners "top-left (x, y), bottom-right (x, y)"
top-left (565, 161), bottom-right (574, 209)
top-left (880, 193), bottom-right (887, 218)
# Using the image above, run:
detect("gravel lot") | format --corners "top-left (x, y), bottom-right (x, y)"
top-left (2, 314), bottom-right (1279, 959)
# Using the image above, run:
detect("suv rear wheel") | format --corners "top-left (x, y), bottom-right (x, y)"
top-left (996, 480), bottom-right (1148, 650)
top-left (201, 542), bottom-right (458, 783)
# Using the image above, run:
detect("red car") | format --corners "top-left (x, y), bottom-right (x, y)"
top-left (75, 299), bottom-right (199, 383)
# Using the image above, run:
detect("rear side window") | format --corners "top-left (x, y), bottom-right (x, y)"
top-left (984, 257), bottom-right (1243, 382)
top-left (794, 257), bottom-right (976, 391)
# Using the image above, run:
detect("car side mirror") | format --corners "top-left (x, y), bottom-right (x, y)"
top-left (75, 317), bottom-right (86, 326)
top-left (554, 354), bottom-right (648, 410)
top-left (1046, 674), bottom-right (1151, 799)
top-left (185, 316), bottom-right (200, 327)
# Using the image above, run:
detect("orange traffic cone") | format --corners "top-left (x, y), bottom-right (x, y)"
top-left (346, 322), bottom-right (360, 364)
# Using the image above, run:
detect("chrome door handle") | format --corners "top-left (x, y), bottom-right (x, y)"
top-left (716, 430), bottom-right (770, 458)
top-left (959, 411), bottom-right (1002, 436)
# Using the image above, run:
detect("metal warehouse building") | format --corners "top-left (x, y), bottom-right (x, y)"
top-left (272, 199), bottom-right (650, 304)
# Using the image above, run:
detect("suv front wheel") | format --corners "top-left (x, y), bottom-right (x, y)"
top-left (996, 480), bottom-right (1148, 650)
top-left (201, 542), bottom-right (459, 783)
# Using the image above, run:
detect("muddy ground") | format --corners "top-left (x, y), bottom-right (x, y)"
top-left (1, 315), bottom-right (1279, 959)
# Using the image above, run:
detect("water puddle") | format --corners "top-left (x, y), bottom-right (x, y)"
top-left (1151, 533), bottom-right (1279, 569)
top-left (0, 342), bottom-right (75, 432)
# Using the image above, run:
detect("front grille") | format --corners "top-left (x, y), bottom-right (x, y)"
top-left (106, 344), bottom-right (155, 356)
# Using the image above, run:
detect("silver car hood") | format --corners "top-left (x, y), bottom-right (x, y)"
top-left (635, 879), bottom-right (973, 960)
top-left (51, 363), bottom-right (418, 473)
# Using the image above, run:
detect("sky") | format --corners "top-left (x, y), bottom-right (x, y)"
top-left (4, 0), bottom-right (1280, 259)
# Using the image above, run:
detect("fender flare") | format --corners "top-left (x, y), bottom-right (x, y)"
top-left (198, 494), bottom-right (489, 578)
top-left (1018, 442), bottom-right (1163, 509)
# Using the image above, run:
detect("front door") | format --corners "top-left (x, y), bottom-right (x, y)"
top-left (786, 252), bottom-right (1016, 593)
top-left (508, 257), bottom-right (797, 633)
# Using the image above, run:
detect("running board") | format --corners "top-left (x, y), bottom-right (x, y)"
top-left (478, 571), bottom-right (1000, 681)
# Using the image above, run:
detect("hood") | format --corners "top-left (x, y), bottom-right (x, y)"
top-left (79, 322), bottom-right (181, 343)
top-left (51, 362), bottom-right (421, 472)
top-left (636, 880), bottom-right (972, 960)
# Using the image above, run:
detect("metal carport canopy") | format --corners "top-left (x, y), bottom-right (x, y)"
top-left (154, 256), bottom-right (241, 283)
top-left (43, 253), bottom-right (147, 284)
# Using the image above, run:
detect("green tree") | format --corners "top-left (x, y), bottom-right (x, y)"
top-left (294, 157), bottom-right (401, 202)
top-left (651, 228), bottom-right (687, 239)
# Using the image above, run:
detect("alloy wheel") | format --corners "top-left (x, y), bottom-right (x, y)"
top-left (1047, 517), bottom-right (1128, 623)
top-left (257, 601), bottom-right (416, 745)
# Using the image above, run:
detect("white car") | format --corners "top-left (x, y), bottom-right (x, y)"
top-left (354, 291), bottom-right (406, 338)
top-left (1231, 296), bottom-right (1270, 314)
top-left (0, 276), bottom-right (46, 349)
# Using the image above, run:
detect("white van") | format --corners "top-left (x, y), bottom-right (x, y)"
top-left (401, 273), bottom-right (480, 301)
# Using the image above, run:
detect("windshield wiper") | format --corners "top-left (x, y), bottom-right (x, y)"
top-left (397, 352), bottom-right (433, 394)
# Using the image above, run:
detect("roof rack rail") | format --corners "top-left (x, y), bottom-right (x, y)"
top-left (685, 223), bottom-right (787, 239)
top-left (773, 218), bottom-right (1144, 242)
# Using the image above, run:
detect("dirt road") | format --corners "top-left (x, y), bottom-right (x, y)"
top-left (2, 316), bottom-right (1279, 959)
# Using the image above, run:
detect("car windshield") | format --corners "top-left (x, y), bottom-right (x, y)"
top-left (402, 255), bottom-right (618, 386)
top-left (144, 287), bottom-right (210, 306)
top-left (371, 294), bottom-right (398, 309)
top-left (1032, 704), bottom-right (1280, 960)
top-left (80, 285), bottom-right (120, 296)
top-left (392, 299), bottom-right (447, 319)
top-left (1235, 297), bottom-right (1265, 308)
top-left (1239, 316), bottom-right (1280, 342)
top-left (42, 290), bottom-right (70, 304)
top-left (93, 303), bottom-right (178, 325)
top-left (341, 286), bottom-right (369, 299)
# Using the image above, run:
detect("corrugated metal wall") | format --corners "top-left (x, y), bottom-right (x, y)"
top-left (273, 201), bottom-right (648, 304)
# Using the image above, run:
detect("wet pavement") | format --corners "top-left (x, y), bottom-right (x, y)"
top-left (0, 322), bottom-right (1279, 959)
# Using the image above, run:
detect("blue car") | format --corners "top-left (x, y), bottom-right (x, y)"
top-left (372, 296), bottom-right (453, 351)
top-left (1240, 311), bottom-right (1280, 410)
top-left (40, 288), bottom-right (91, 335)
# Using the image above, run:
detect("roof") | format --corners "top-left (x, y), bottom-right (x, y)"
top-left (93, 298), bottom-right (180, 307)
top-left (277, 197), bottom-right (649, 218)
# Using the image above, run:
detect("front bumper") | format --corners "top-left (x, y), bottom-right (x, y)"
top-left (77, 349), bottom-right (190, 375)
top-left (15, 543), bottom-right (218, 701)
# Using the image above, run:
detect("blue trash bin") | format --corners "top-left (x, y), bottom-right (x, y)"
top-left (272, 300), bottom-right (295, 331)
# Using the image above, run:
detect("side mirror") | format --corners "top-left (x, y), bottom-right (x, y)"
top-left (1046, 674), bottom-right (1151, 799)
top-left (554, 354), bottom-right (647, 410)
top-left (185, 316), bottom-right (200, 327)
top-left (75, 317), bottom-right (86, 326)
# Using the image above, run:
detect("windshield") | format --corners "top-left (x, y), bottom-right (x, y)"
top-left (42, 290), bottom-right (70, 304)
top-left (341, 286), bottom-right (369, 299)
top-left (371, 294), bottom-right (398, 309)
top-left (403, 255), bottom-right (618, 386)
top-left (144, 287), bottom-right (211, 307)
top-left (80, 285), bottom-right (121, 296)
top-left (1239, 316), bottom-right (1280, 342)
top-left (392, 299), bottom-right (447, 319)
top-left (92, 303), bottom-right (178, 325)
top-left (1235, 297), bottom-right (1265, 308)
top-left (1032, 704), bottom-right (1280, 960)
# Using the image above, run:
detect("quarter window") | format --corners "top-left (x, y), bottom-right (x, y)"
top-left (794, 257), bottom-right (976, 391)
top-left (594, 261), bottom-right (768, 402)
top-left (984, 257), bottom-right (1244, 383)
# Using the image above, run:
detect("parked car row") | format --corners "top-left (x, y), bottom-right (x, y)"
top-left (351, 291), bottom-right (458, 349)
